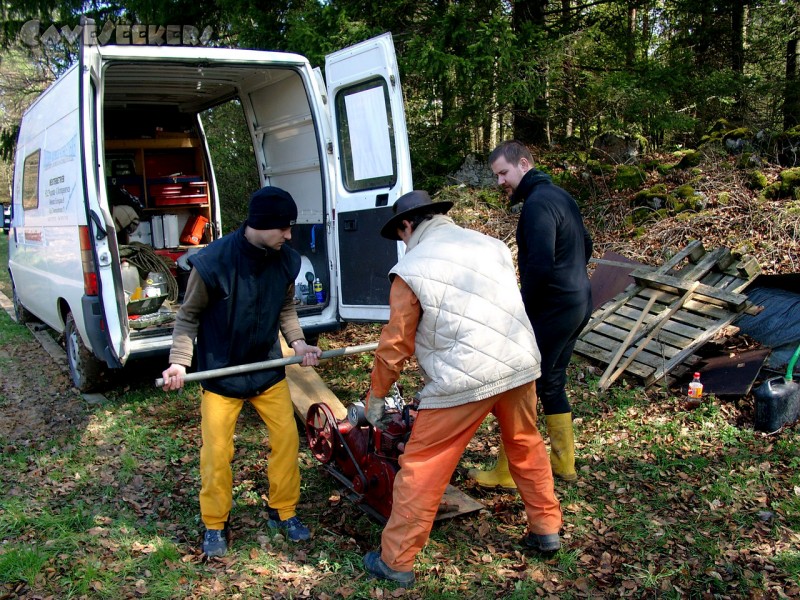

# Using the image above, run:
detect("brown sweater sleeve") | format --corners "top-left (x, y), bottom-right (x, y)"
top-left (280, 283), bottom-right (305, 346)
top-left (168, 269), bottom-right (207, 366)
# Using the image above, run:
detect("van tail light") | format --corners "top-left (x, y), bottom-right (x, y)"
top-left (79, 226), bottom-right (98, 296)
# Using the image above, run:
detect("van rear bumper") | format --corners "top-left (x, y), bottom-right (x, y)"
top-left (129, 335), bottom-right (174, 360)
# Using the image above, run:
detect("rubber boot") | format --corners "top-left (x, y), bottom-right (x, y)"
top-left (546, 413), bottom-right (577, 482)
top-left (467, 443), bottom-right (517, 490)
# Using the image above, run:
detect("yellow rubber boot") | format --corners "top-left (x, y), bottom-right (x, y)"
top-left (546, 413), bottom-right (577, 481)
top-left (467, 443), bottom-right (517, 490)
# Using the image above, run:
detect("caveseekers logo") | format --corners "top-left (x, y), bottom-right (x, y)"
top-left (20, 20), bottom-right (214, 47)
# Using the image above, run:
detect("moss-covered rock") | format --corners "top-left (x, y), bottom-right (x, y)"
top-left (717, 191), bottom-right (731, 205)
top-left (764, 167), bottom-right (800, 198)
top-left (723, 127), bottom-right (752, 141)
top-left (633, 184), bottom-right (671, 210)
top-left (674, 150), bottom-right (702, 169)
top-left (613, 165), bottom-right (646, 190)
top-left (746, 170), bottom-right (768, 190)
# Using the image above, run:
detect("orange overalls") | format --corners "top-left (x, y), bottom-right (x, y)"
top-left (370, 278), bottom-right (562, 572)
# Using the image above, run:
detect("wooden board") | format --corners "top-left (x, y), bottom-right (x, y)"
top-left (577, 242), bottom-right (761, 389)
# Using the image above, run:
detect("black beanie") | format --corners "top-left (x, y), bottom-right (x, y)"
top-left (246, 186), bottom-right (298, 230)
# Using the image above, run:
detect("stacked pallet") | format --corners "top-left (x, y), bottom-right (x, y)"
top-left (576, 241), bottom-right (761, 391)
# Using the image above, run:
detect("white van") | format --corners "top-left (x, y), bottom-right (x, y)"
top-left (8, 33), bottom-right (412, 391)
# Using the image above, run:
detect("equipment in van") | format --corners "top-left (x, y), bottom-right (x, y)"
top-left (9, 34), bottom-right (412, 392)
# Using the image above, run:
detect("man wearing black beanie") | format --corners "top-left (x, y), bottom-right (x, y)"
top-left (162, 186), bottom-right (322, 557)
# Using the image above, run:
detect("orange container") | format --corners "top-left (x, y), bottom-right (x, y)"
top-left (180, 215), bottom-right (209, 245)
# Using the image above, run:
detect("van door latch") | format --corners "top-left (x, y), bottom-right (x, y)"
top-left (89, 210), bottom-right (108, 241)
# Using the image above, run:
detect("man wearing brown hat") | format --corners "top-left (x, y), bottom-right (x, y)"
top-left (162, 186), bottom-right (322, 557)
top-left (362, 190), bottom-right (562, 588)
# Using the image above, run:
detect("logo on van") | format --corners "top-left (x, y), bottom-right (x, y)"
top-left (20, 20), bottom-right (214, 47)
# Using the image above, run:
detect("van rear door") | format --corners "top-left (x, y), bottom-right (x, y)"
top-left (80, 41), bottom-right (128, 364)
top-left (326, 33), bottom-right (412, 322)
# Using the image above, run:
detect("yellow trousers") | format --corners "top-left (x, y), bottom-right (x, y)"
top-left (381, 382), bottom-right (562, 571)
top-left (200, 379), bottom-right (300, 529)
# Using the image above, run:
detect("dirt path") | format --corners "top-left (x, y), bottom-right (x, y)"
top-left (0, 292), bottom-right (91, 450)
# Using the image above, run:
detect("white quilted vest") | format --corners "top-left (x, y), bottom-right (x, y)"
top-left (391, 216), bottom-right (541, 409)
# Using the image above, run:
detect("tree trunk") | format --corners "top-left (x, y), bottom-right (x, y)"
top-left (512, 0), bottom-right (549, 146)
top-left (786, 37), bottom-right (800, 129)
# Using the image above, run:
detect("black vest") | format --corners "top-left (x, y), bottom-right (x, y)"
top-left (189, 226), bottom-right (301, 398)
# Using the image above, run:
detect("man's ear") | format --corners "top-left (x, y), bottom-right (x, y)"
top-left (519, 157), bottom-right (532, 172)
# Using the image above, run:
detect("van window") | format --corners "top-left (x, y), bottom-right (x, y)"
top-left (334, 78), bottom-right (397, 192)
top-left (22, 150), bottom-right (41, 210)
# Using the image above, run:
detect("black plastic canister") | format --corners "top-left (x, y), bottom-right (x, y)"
top-left (753, 344), bottom-right (800, 433)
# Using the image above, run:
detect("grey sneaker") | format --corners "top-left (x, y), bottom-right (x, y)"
top-left (203, 528), bottom-right (228, 557)
top-left (363, 551), bottom-right (415, 588)
top-left (522, 532), bottom-right (561, 555)
top-left (267, 508), bottom-right (311, 541)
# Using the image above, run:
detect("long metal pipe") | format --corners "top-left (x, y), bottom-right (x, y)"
top-left (155, 342), bottom-right (378, 387)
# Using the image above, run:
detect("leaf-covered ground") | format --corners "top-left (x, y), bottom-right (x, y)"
top-left (0, 148), bottom-right (798, 598)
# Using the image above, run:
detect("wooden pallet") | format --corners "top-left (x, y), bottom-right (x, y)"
top-left (576, 241), bottom-right (761, 390)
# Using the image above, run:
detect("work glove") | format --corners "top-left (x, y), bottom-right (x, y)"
top-left (365, 390), bottom-right (388, 428)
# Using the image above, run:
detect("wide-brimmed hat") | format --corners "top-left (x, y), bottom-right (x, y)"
top-left (380, 190), bottom-right (453, 240)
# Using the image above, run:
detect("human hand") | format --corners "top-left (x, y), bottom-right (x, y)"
top-left (292, 340), bottom-right (322, 367)
top-left (365, 390), bottom-right (387, 427)
top-left (162, 364), bottom-right (187, 391)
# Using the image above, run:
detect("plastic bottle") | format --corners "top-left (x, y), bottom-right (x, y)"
top-left (686, 372), bottom-right (703, 408)
top-left (121, 260), bottom-right (140, 296)
top-left (314, 277), bottom-right (324, 303)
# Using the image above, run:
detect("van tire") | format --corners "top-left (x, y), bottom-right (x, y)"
top-left (65, 312), bottom-right (104, 392)
top-left (12, 283), bottom-right (35, 324)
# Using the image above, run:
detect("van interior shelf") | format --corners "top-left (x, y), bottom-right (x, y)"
top-left (105, 138), bottom-right (200, 150)
top-left (143, 205), bottom-right (208, 211)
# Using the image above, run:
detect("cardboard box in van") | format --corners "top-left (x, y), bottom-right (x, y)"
top-left (8, 33), bottom-right (412, 391)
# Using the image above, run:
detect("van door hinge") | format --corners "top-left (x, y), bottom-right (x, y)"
top-left (390, 74), bottom-right (396, 87)
top-left (327, 141), bottom-right (333, 154)
top-left (89, 210), bottom-right (107, 241)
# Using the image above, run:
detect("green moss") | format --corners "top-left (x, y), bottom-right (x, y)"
top-left (613, 165), bottom-right (645, 190)
top-left (641, 159), bottom-right (661, 171)
top-left (633, 184), bottom-right (670, 208)
top-left (764, 167), bottom-right (800, 198)
top-left (787, 201), bottom-right (800, 216)
top-left (675, 184), bottom-right (695, 199)
top-left (717, 192), bottom-right (731, 205)
top-left (762, 182), bottom-right (782, 199)
top-left (656, 163), bottom-right (673, 175)
top-left (779, 167), bottom-right (800, 188)
top-left (708, 119), bottom-right (732, 135)
top-left (746, 170), bottom-right (768, 190)
top-left (675, 150), bottom-right (702, 169)
top-left (723, 127), bottom-right (751, 140)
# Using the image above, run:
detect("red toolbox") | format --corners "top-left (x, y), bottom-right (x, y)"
top-left (180, 215), bottom-right (209, 245)
top-left (150, 179), bottom-right (208, 206)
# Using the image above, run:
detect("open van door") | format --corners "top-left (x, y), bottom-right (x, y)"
top-left (327, 33), bottom-right (412, 322)
top-left (79, 39), bottom-right (129, 365)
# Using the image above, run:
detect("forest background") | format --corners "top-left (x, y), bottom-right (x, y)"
top-left (0, 0), bottom-right (799, 201)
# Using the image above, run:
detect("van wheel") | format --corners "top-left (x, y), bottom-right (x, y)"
top-left (65, 312), bottom-right (104, 392)
top-left (12, 283), bottom-right (34, 324)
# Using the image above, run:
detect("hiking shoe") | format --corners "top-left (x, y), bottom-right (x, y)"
top-left (203, 528), bottom-right (228, 558)
top-left (522, 532), bottom-right (561, 555)
top-left (363, 551), bottom-right (415, 588)
top-left (267, 509), bottom-right (311, 541)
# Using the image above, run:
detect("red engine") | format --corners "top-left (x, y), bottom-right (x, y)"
top-left (305, 396), bottom-right (417, 523)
